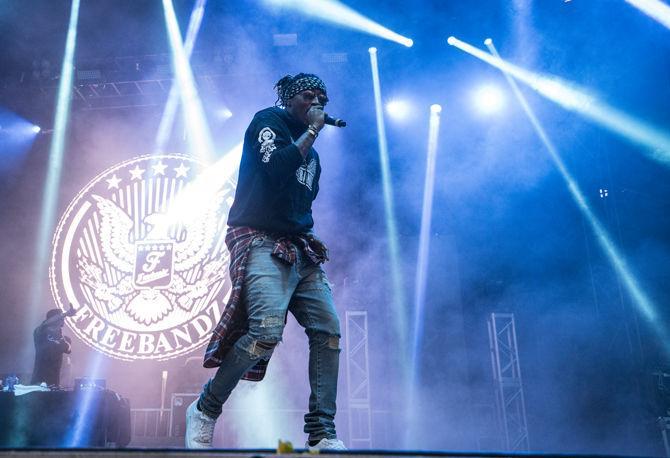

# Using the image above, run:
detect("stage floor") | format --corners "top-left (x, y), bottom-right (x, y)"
top-left (0, 449), bottom-right (656, 458)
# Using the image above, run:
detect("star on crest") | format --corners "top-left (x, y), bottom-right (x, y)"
top-left (106, 174), bottom-right (122, 189)
top-left (174, 163), bottom-right (190, 178)
top-left (152, 161), bottom-right (168, 176)
top-left (129, 165), bottom-right (145, 181)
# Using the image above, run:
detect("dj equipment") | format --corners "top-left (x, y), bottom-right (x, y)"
top-left (0, 389), bottom-right (130, 447)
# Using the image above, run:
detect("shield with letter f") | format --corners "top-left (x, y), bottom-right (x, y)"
top-left (134, 240), bottom-right (174, 289)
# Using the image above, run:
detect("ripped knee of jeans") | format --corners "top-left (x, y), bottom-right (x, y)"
top-left (237, 336), bottom-right (282, 360)
top-left (308, 330), bottom-right (341, 351)
top-left (259, 315), bottom-right (284, 329)
top-left (240, 314), bottom-right (285, 360)
top-left (327, 335), bottom-right (340, 350)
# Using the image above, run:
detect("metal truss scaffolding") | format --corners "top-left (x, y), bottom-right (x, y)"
top-left (488, 312), bottom-right (529, 451)
top-left (2, 50), bottom-right (351, 114)
top-left (345, 310), bottom-right (372, 448)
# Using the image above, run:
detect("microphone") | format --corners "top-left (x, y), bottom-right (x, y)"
top-left (324, 114), bottom-right (347, 128)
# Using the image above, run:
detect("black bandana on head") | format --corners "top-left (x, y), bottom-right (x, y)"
top-left (275, 74), bottom-right (327, 106)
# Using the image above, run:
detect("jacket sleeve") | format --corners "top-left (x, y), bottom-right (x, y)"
top-left (312, 156), bottom-right (321, 200)
top-left (250, 113), bottom-right (303, 182)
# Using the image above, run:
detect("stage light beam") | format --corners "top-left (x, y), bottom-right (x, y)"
top-left (484, 39), bottom-right (667, 347)
top-left (264, 0), bottom-right (413, 47)
top-left (448, 36), bottom-right (670, 166)
top-left (27, 0), bottom-right (80, 365)
top-left (155, 0), bottom-right (207, 155)
top-left (407, 103), bottom-right (443, 444)
top-left (147, 142), bottom-right (243, 239)
top-left (368, 47), bottom-right (409, 367)
top-left (67, 352), bottom-right (104, 446)
top-left (162, 0), bottom-right (215, 163)
top-left (625, 0), bottom-right (670, 30)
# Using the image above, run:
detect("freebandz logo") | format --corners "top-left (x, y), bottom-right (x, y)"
top-left (50, 154), bottom-right (236, 361)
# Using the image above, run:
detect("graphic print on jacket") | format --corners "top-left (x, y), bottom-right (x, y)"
top-left (227, 106), bottom-right (322, 234)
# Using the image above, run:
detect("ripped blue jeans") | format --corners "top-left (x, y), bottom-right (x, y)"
top-left (199, 234), bottom-right (341, 441)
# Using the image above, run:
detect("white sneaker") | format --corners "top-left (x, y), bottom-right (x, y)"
top-left (306, 437), bottom-right (347, 451)
top-left (185, 399), bottom-right (216, 449)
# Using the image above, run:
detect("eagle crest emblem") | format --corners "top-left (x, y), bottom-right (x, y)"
top-left (50, 154), bottom-right (237, 361)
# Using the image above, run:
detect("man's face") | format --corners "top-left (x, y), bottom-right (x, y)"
top-left (286, 89), bottom-right (328, 126)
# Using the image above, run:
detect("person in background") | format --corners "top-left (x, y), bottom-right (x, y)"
top-left (31, 306), bottom-right (75, 387)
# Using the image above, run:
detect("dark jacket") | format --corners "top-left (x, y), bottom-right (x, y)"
top-left (227, 106), bottom-right (321, 234)
top-left (31, 323), bottom-right (71, 386)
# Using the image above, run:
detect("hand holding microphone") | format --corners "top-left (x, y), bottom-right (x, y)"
top-left (307, 104), bottom-right (325, 130)
top-left (307, 105), bottom-right (347, 130)
top-left (307, 107), bottom-right (346, 141)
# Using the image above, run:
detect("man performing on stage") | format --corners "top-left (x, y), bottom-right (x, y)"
top-left (185, 73), bottom-right (346, 451)
top-left (31, 307), bottom-right (74, 387)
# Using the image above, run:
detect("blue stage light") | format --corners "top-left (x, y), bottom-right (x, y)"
top-left (27, 0), bottom-right (81, 366)
top-left (625, 0), bottom-right (670, 30)
top-left (162, 0), bottom-right (215, 163)
top-left (449, 36), bottom-right (670, 164)
top-left (154, 0), bottom-right (207, 155)
top-left (385, 100), bottom-right (412, 120)
top-left (407, 103), bottom-right (442, 444)
top-left (216, 107), bottom-right (233, 121)
top-left (368, 47), bottom-right (409, 372)
top-left (473, 84), bottom-right (505, 114)
top-left (0, 110), bottom-right (41, 173)
top-left (264, 0), bottom-right (413, 47)
top-left (67, 353), bottom-right (103, 446)
top-left (482, 38), bottom-right (669, 351)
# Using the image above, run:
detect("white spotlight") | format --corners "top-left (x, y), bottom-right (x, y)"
top-left (473, 84), bottom-right (505, 114)
top-left (404, 38), bottom-right (414, 48)
top-left (385, 100), bottom-right (412, 120)
top-left (32, 125), bottom-right (42, 133)
top-left (484, 38), bottom-right (493, 46)
top-left (368, 47), bottom-right (377, 53)
top-left (217, 107), bottom-right (233, 121)
top-left (430, 104), bottom-right (442, 114)
top-left (447, 36), bottom-right (456, 45)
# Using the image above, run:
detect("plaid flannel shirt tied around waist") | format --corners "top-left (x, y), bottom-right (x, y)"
top-left (203, 225), bottom-right (329, 381)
